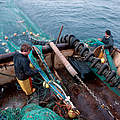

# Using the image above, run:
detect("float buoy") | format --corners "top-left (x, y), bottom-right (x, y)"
top-left (5, 49), bottom-right (9, 52)
top-left (2, 42), bottom-right (6, 46)
top-left (29, 63), bottom-right (34, 69)
top-left (101, 57), bottom-right (105, 63)
top-left (101, 104), bottom-right (105, 109)
top-left (36, 33), bottom-right (39, 36)
top-left (43, 81), bottom-right (49, 88)
top-left (68, 110), bottom-right (77, 119)
top-left (5, 36), bottom-right (8, 40)
top-left (30, 32), bottom-right (33, 35)
top-left (14, 33), bottom-right (17, 36)
top-left (23, 32), bottom-right (26, 35)
top-left (34, 34), bottom-right (39, 37)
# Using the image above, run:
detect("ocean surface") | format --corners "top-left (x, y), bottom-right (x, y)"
top-left (0, 0), bottom-right (120, 53)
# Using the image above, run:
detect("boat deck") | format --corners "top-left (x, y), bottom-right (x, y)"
top-left (58, 68), bottom-right (120, 120)
top-left (0, 68), bottom-right (120, 120)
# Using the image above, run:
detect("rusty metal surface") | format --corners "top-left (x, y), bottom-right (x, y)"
top-left (0, 68), bottom-right (120, 120)
top-left (0, 47), bottom-right (120, 119)
top-left (57, 68), bottom-right (120, 120)
top-left (0, 82), bottom-right (27, 110)
top-left (0, 65), bottom-right (16, 85)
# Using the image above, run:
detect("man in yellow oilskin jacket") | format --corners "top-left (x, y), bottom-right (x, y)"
top-left (13, 43), bottom-right (39, 95)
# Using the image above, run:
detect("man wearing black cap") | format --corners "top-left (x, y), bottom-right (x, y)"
top-left (98, 30), bottom-right (114, 52)
top-left (13, 43), bottom-right (39, 95)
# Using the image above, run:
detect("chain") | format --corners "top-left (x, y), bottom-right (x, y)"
top-left (75, 75), bottom-right (116, 119)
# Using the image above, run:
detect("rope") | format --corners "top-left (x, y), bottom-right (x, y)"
top-left (28, 48), bottom-right (77, 110)
top-left (33, 45), bottom-right (56, 81)
top-left (28, 51), bottom-right (66, 100)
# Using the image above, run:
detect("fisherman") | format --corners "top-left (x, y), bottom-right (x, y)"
top-left (98, 30), bottom-right (114, 52)
top-left (13, 43), bottom-right (39, 96)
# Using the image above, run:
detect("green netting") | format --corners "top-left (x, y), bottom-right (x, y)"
top-left (33, 45), bottom-right (57, 82)
top-left (0, 107), bottom-right (22, 120)
top-left (22, 104), bottom-right (65, 120)
top-left (22, 109), bottom-right (65, 120)
top-left (0, 104), bottom-right (65, 120)
top-left (21, 103), bottom-right (42, 114)
top-left (0, 0), bottom-right (53, 54)
top-left (105, 49), bottom-right (117, 72)
top-left (85, 38), bottom-right (104, 47)
top-left (28, 49), bottom-right (66, 100)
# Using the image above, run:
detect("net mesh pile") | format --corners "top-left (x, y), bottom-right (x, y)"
top-left (0, 0), bottom-right (53, 54)
top-left (0, 104), bottom-right (65, 120)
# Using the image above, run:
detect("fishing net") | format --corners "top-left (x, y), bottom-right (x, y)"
top-left (0, 107), bottom-right (22, 120)
top-left (85, 38), bottom-right (104, 46)
top-left (0, 0), bottom-right (104, 54)
top-left (0, 0), bottom-right (53, 54)
top-left (0, 104), bottom-right (65, 120)
top-left (0, 1), bottom-right (111, 120)
top-left (21, 104), bottom-right (65, 120)
top-left (0, 1), bottom-right (69, 119)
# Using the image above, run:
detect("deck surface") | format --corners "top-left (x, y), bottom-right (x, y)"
top-left (0, 68), bottom-right (120, 120)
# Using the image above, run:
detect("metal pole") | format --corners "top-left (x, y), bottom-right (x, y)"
top-left (56, 25), bottom-right (63, 44)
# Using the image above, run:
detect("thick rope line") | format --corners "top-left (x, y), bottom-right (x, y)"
top-left (28, 51), bottom-right (65, 100)
top-left (33, 46), bottom-right (56, 81)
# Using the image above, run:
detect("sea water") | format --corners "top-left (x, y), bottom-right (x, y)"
top-left (0, 0), bottom-right (120, 53)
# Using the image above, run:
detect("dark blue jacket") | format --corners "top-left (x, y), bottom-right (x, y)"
top-left (13, 52), bottom-right (38, 80)
top-left (101, 35), bottom-right (114, 51)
